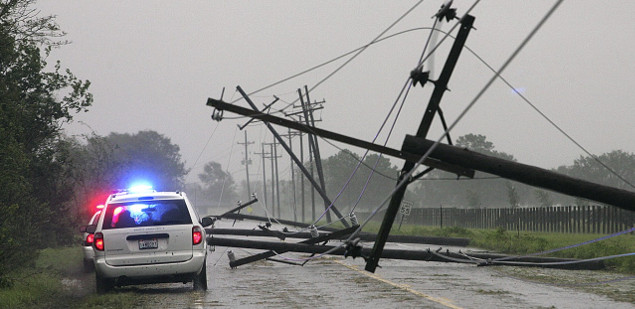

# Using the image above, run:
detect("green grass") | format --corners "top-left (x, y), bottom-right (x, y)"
top-left (362, 222), bottom-right (635, 274)
top-left (0, 247), bottom-right (139, 309)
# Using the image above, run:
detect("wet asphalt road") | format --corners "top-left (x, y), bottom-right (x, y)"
top-left (123, 220), bottom-right (633, 309)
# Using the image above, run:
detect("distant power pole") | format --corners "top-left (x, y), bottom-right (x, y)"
top-left (238, 130), bottom-right (254, 199)
top-left (263, 141), bottom-right (281, 217)
top-left (273, 139), bottom-right (281, 218)
top-left (282, 128), bottom-right (301, 222)
top-left (254, 144), bottom-right (269, 214)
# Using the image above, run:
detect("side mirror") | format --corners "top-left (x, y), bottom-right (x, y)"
top-left (79, 225), bottom-right (88, 233)
top-left (85, 225), bottom-right (96, 233)
top-left (201, 217), bottom-right (215, 227)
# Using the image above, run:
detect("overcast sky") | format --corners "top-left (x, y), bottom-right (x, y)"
top-left (37, 1), bottom-right (635, 186)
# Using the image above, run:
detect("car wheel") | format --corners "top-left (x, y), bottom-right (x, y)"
top-left (193, 258), bottom-right (208, 291)
top-left (95, 272), bottom-right (113, 293)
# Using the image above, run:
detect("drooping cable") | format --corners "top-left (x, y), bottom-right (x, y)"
top-left (216, 126), bottom-right (240, 209)
top-left (346, 0), bottom-right (563, 245)
top-left (285, 2), bottom-right (488, 263)
top-left (493, 226), bottom-right (635, 262)
top-left (188, 121), bottom-right (219, 175)
top-left (232, 0), bottom-right (427, 113)
top-left (306, 10), bottom-right (446, 223)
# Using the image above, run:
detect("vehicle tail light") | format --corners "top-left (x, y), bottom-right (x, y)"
top-left (94, 232), bottom-right (104, 251)
top-left (85, 233), bottom-right (95, 246)
top-left (192, 226), bottom-right (203, 245)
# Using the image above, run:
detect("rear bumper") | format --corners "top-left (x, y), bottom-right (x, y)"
top-left (82, 245), bottom-right (94, 261)
top-left (94, 250), bottom-right (206, 284)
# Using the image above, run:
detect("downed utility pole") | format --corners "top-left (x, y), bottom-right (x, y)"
top-left (211, 196), bottom-right (259, 220)
top-left (208, 237), bottom-right (604, 270)
top-left (208, 228), bottom-right (470, 247)
top-left (365, 13), bottom-right (476, 273)
top-left (205, 3), bottom-right (630, 272)
top-left (223, 225), bottom-right (360, 268)
top-left (206, 99), bottom-right (474, 178)
top-left (402, 136), bottom-right (635, 212)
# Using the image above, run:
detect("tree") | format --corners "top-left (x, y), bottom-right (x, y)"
top-left (553, 150), bottom-right (635, 205)
top-left (455, 133), bottom-right (515, 161)
top-left (0, 0), bottom-right (92, 277)
top-left (198, 161), bottom-right (238, 208)
top-left (105, 131), bottom-right (188, 190)
top-left (320, 149), bottom-right (399, 211)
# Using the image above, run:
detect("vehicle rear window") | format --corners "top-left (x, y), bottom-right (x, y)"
top-left (102, 200), bottom-right (191, 229)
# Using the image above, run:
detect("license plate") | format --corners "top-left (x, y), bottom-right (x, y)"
top-left (138, 238), bottom-right (158, 250)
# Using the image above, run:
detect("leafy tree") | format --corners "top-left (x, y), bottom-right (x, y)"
top-left (320, 149), bottom-right (399, 211)
top-left (198, 161), bottom-right (238, 208)
top-left (64, 131), bottom-right (189, 222)
top-left (0, 0), bottom-right (92, 277)
top-left (555, 150), bottom-right (635, 191)
top-left (105, 131), bottom-right (188, 190)
top-left (553, 150), bottom-right (635, 205)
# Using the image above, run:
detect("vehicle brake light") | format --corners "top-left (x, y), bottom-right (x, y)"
top-left (192, 226), bottom-right (203, 245)
top-left (94, 232), bottom-right (104, 251)
top-left (85, 233), bottom-right (95, 245)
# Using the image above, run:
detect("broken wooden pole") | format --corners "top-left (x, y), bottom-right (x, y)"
top-left (206, 98), bottom-right (474, 178)
top-left (215, 197), bottom-right (259, 219)
top-left (208, 237), bottom-right (604, 270)
top-left (365, 13), bottom-right (477, 273)
top-left (217, 213), bottom-right (339, 231)
top-left (403, 135), bottom-right (635, 212)
top-left (207, 228), bottom-right (470, 246)
top-left (223, 225), bottom-right (359, 268)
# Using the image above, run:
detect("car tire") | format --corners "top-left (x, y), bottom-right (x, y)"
top-left (193, 258), bottom-right (208, 291)
top-left (95, 272), bottom-right (113, 293)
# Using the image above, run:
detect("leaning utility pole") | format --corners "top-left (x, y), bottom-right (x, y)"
top-left (299, 87), bottom-right (329, 223)
top-left (273, 139), bottom-right (281, 218)
top-left (365, 13), bottom-right (475, 272)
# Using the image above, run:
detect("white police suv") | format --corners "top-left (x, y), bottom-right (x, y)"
top-left (88, 186), bottom-right (213, 292)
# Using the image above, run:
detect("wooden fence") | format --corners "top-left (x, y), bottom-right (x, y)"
top-left (357, 205), bottom-right (635, 234)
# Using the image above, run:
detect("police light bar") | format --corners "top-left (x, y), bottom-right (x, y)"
top-left (128, 184), bottom-right (154, 193)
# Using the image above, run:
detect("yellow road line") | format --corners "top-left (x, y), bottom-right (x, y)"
top-left (332, 259), bottom-right (463, 309)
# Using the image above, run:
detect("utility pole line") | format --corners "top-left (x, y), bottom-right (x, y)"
top-left (299, 129), bottom-right (305, 222)
top-left (235, 86), bottom-right (348, 227)
top-left (273, 139), bottom-right (281, 218)
top-left (299, 87), bottom-right (330, 223)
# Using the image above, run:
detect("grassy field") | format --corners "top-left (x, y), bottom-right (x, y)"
top-left (0, 247), bottom-right (138, 309)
